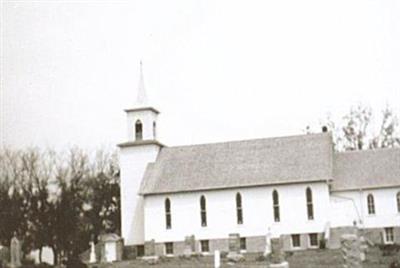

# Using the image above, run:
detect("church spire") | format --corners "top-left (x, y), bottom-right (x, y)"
top-left (135, 61), bottom-right (148, 106)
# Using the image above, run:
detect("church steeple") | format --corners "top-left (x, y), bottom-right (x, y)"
top-left (120, 62), bottom-right (161, 143)
top-left (135, 61), bottom-right (148, 106)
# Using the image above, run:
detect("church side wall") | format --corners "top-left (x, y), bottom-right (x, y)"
top-left (143, 182), bottom-right (330, 246)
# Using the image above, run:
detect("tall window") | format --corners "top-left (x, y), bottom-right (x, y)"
top-left (240, 237), bottom-right (247, 251)
top-left (273, 190), bottom-right (280, 222)
top-left (236, 193), bottom-right (243, 224)
top-left (397, 192), bottom-right (400, 213)
top-left (165, 198), bottom-right (171, 229)
top-left (135, 120), bottom-right (143, 140)
top-left (200, 240), bottom-right (209, 253)
top-left (309, 233), bottom-right (318, 247)
top-left (367, 194), bottom-right (375, 215)
top-left (306, 187), bottom-right (314, 220)
top-left (165, 242), bottom-right (174, 255)
top-left (200, 195), bottom-right (207, 227)
top-left (153, 121), bottom-right (157, 139)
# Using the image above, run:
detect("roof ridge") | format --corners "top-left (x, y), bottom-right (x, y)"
top-left (163, 132), bottom-right (331, 150)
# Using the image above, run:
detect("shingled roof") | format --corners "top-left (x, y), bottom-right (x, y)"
top-left (332, 147), bottom-right (400, 191)
top-left (139, 133), bottom-right (334, 195)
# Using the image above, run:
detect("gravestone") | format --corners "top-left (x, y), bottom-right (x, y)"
top-left (265, 228), bottom-right (272, 256)
top-left (10, 233), bottom-right (21, 268)
top-left (214, 250), bottom-right (220, 268)
top-left (340, 234), bottom-right (362, 268)
top-left (89, 241), bottom-right (96, 263)
top-left (268, 237), bottom-right (289, 268)
top-left (144, 239), bottom-right (156, 256)
top-left (183, 235), bottom-right (195, 257)
top-left (227, 234), bottom-right (244, 263)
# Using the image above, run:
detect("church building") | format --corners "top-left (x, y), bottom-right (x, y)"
top-left (118, 66), bottom-right (400, 257)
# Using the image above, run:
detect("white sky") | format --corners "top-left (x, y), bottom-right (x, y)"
top-left (1, 0), bottom-right (400, 150)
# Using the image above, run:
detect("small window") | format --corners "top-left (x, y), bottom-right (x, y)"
top-left (153, 121), bottom-right (157, 139)
top-left (165, 242), bottom-right (173, 255)
top-left (306, 187), bottom-right (314, 220)
top-left (292, 234), bottom-right (301, 248)
top-left (135, 120), bottom-right (143, 140)
top-left (384, 227), bottom-right (394, 244)
top-left (397, 192), bottom-right (400, 213)
top-left (200, 240), bottom-right (209, 253)
top-left (367, 194), bottom-right (375, 215)
top-left (200, 195), bottom-right (207, 227)
top-left (273, 190), bottom-right (280, 222)
top-left (240, 237), bottom-right (247, 251)
top-left (236, 193), bottom-right (243, 224)
top-left (137, 245), bottom-right (145, 257)
top-left (165, 198), bottom-right (171, 229)
top-left (309, 233), bottom-right (318, 247)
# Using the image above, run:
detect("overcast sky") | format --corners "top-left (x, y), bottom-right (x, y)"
top-left (1, 0), bottom-right (400, 150)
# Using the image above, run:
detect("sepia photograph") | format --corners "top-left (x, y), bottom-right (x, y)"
top-left (1, 0), bottom-right (400, 267)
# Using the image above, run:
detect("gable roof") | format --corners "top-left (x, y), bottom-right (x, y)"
top-left (139, 133), bottom-right (334, 195)
top-left (332, 147), bottom-right (400, 191)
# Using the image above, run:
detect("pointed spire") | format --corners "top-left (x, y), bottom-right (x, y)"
top-left (135, 61), bottom-right (148, 106)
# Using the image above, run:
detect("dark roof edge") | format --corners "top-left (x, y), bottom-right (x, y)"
top-left (331, 184), bottom-right (400, 192)
top-left (124, 107), bottom-right (160, 114)
top-left (139, 178), bottom-right (330, 196)
top-left (117, 140), bottom-right (165, 148)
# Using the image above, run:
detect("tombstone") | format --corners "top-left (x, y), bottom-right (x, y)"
top-left (144, 239), bottom-right (156, 256)
top-left (10, 233), bottom-right (22, 268)
top-left (268, 237), bottom-right (289, 268)
top-left (0, 244), bottom-right (10, 268)
top-left (265, 228), bottom-right (272, 256)
top-left (340, 234), bottom-right (362, 268)
top-left (89, 241), bottom-right (96, 263)
top-left (228, 233), bottom-right (240, 253)
top-left (359, 236), bottom-right (368, 262)
top-left (227, 234), bottom-right (244, 263)
top-left (98, 233), bottom-right (123, 263)
top-left (214, 250), bottom-right (220, 268)
top-left (183, 235), bottom-right (195, 257)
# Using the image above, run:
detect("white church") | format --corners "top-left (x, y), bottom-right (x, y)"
top-left (118, 66), bottom-right (400, 257)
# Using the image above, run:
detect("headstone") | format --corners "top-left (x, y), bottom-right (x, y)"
top-left (144, 239), bottom-right (156, 256)
top-left (340, 234), bottom-right (362, 268)
top-left (265, 228), bottom-right (272, 256)
top-left (214, 250), bottom-right (220, 268)
top-left (268, 237), bottom-right (289, 268)
top-left (228, 233), bottom-right (240, 253)
top-left (227, 234), bottom-right (244, 263)
top-left (10, 233), bottom-right (22, 268)
top-left (183, 235), bottom-right (195, 257)
top-left (359, 236), bottom-right (368, 262)
top-left (89, 241), bottom-right (96, 263)
top-left (0, 245), bottom-right (10, 267)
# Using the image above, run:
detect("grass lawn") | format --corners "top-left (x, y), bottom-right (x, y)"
top-left (90, 247), bottom-right (398, 268)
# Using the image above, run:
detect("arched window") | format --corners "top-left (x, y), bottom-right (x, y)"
top-left (200, 195), bottom-right (207, 227)
top-left (135, 120), bottom-right (143, 140)
top-left (397, 192), bottom-right (400, 213)
top-left (236, 193), bottom-right (243, 224)
top-left (273, 190), bottom-right (280, 222)
top-left (165, 198), bottom-right (171, 229)
top-left (367, 194), bottom-right (375, 215)
top-left (153, 121), bottom-right (157, 139)
top-left (306, 187), bottom-right (314, 220)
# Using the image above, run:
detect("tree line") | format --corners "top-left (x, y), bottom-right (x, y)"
top-left (0, 148), bottom-right (120, 265)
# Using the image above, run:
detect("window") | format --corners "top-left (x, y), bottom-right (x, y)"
top-left (397, 192), bottom-right (400, 213)
top-left (153, 121), bottom-right (157, 139)
top-left (273, 190), bottom-right (280, 222)
top-left (135, 120), bottom-right (143, 140)
top-left (292, 234), bottom-right (301, 248)
top-left (236, 193), bottom-right (243, 224)
top-left (165, 198), bottom-right (171, 229)
top-left (367, 194), bottom-right (375, 215)
top-left (200, 240), bottom-right (209, 253)
top-left (165, 242), bottom-right (173, 255)
top-left (240, 237), bottom-right (247, 251)
top-left (384, 228), bottom-right (394, 244)
top-left (137, 245), bottom-right (144, 257)
top-left (309, 233), bottom-right (318, 247)
top-left (200, 195), bottom-right (207, 227)
top-left (306, 187), bottom-right (314, 220)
